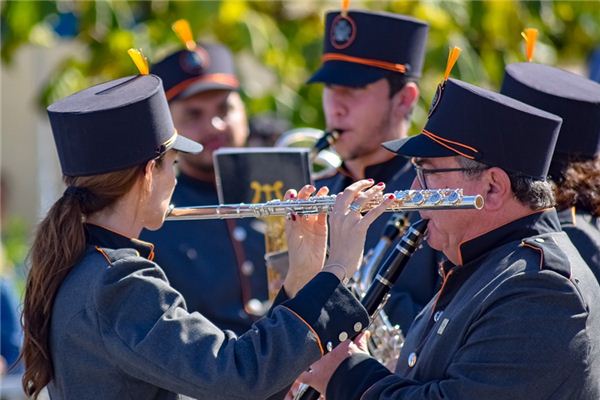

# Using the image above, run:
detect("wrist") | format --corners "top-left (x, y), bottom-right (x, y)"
top-left (323, 263), bottom-right (349, 285)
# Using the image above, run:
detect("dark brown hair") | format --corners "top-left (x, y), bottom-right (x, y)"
top-left (21, 163), bottom-right (146, 398)
top-left (553, 156), bottom-right (600, 217)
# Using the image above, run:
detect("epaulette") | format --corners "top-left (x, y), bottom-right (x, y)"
top-left (519, 233), bottom-right (571, 279)
top-left (94, 247), bottom-right (141, 265)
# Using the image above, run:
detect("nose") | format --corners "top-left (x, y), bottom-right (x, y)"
top-left (210, 116), bottom-right (227, 132)
top-left (323, 89), bottom-right (347, 122)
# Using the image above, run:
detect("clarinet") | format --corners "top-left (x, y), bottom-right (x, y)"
top-left (295, 219), bottom-right (429, 400)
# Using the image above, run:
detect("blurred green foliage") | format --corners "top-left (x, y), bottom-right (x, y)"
top-left (1, 0), bottom-right (599, 134)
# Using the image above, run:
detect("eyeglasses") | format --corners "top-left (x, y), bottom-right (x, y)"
top-left (411, 159), bottom-right (489, 189)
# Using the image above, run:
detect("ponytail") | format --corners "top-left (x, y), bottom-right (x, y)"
top-left (21, 164), bottom-right (145, 397)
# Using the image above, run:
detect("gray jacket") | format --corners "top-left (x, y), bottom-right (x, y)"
top-left (48, 224), bottom-right (369, 399)
top-left (327, 210), bottom-right (600, 399)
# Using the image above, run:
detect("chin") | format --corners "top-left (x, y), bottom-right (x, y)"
top-left (144, 220), bottom-right (165, 232)
top-left (423, 224), bottom-right (444, 252)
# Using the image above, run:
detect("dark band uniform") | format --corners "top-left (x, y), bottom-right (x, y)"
top-left (311, 10), bottom-right (440, 333)
top-left (325, 79), bottom-right (600, 399)
top-left (501, 62), bottom-right (600, 282)
top-left (46, 74), bottom-right (370, 399)
top-left (141, 43), bottom-right (269, 334)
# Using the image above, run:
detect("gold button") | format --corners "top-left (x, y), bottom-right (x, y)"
top-left (338, 331), bottom-right (348, 342)
top-left (354, 322), bottom-right (363, 332)
top-left (326, 342), bottom-right (333, 352)
top-left (408, 352), bottom-right (417, 368)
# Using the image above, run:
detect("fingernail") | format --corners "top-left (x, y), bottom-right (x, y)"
top-left (388, 194), bottom-right (395, 200)
top-left (377, 182), bottom-right (385, 186)
top-left (290, 193), bottom-right (296, 199)
top-left (367, 178), bottom-right (374, 182)
top-left (291, 214), bottom-right (297, 221)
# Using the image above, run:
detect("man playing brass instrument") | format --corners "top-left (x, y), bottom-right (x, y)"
top-left (299, 79), bottom-right (600, 399)
top-left (141, 22), bottom-right (269, 334)
top-left (309, 6), bottom-right (440, 335)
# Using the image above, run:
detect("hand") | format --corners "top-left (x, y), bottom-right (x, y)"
top-left (327, 180), bottom-right (392, 280)
top-left (298, 332), bottom-right (371, 395)
top-left (283, 184), bottom-right (330, 297)
top-left (284, 380), bottom-right (322, 400)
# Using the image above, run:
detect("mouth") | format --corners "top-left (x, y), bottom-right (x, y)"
top-left (202, 136), bottom-right (227, 151)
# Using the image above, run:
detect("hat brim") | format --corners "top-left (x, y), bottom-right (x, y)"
top-left (178, 80), bottom-right (239, 100)
top-left (171, 133), bottom-right (203, 154)
top-left (382, 134), bottom-right (457, 158)
top-left (307, 61), bottom-right (388, 87)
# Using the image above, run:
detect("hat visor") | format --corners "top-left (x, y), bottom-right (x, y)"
top-left (178, 80), bottom-right (239, 100)
top-left (382, 134), bottom-right (457, 158)
top-left (307, 61), bottom-right (387, 87)
top-left (171, 133), bottom-right (203, 154)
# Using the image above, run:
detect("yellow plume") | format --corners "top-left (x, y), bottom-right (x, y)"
top-left (521, 28), bottom-right (538, 62)
top-left (127, 48), bottom-right (149, 75)
top-left (172, 19), bottom-right (196, 51)
top-left (444, 46), bottom-right (462, 81)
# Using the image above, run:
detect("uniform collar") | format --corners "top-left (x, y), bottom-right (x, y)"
top-left (338, 155), bottom-right (411, 182)
top-left (85, 223), bottom-right (155, 260)
top-left (457, 208), bottom-right (561, 266)
top-left (556, 206), bottom-right (577, 226)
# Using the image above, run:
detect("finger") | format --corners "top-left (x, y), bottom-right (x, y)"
top-left (316, 186), bottom-right (330, 224)
top-left (297, 184), bottom-right (316, 200)
top-left (351, 181), bottom-right (386, 212)
top-left (333, 179), bottom-right (374, 215)
top-left (284, 189), bottom-right (297, 201)
top-left (360, 192), bottom-right (395, 227)
top-left (315, 185), bottom-right (329, 197)
top-left (353, 331), bottom-right (368, 344)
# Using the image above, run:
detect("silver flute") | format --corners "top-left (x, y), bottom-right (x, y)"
top-left (166, 189), bottom-right (484, 221)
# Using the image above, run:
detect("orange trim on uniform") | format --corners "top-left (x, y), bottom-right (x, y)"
top-left (88, 222), bottom-right (155, 261)
top-left (95, 246), bottom-right (112, 264)
top-left (165, 73), bottom-right (240, 101)
top-left (322, 53), bottom-right (407, 74)
top-left (132, 238), bottom-right (155, 261)
top-left (430, 269), bottom-right (455, 314)
top-left (520, 242), bottom-right (544, 269)
top-left (280, 305), bottom-right (325, 356)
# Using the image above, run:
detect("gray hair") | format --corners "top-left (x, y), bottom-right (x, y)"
top-left (457, 157), bottom-right (555, 210)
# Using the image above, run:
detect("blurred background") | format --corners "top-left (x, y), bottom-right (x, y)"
top-left (0, 0), bottom-right (598, 394)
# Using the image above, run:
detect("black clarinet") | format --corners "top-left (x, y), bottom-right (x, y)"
top-left (296, 219), bottom-right (428, 400)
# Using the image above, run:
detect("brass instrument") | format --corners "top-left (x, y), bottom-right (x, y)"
top-left (274, 128), bottom-right (342, 172)
top-left (166, 189), bottom-right (484, 221)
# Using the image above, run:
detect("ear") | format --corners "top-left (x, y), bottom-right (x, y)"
top-left (391, 82), bottom-right (419, 120)
top-left (480, 167), bottom-right (512, 211)
top-left (143, 159), bottom-right (157, 194)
